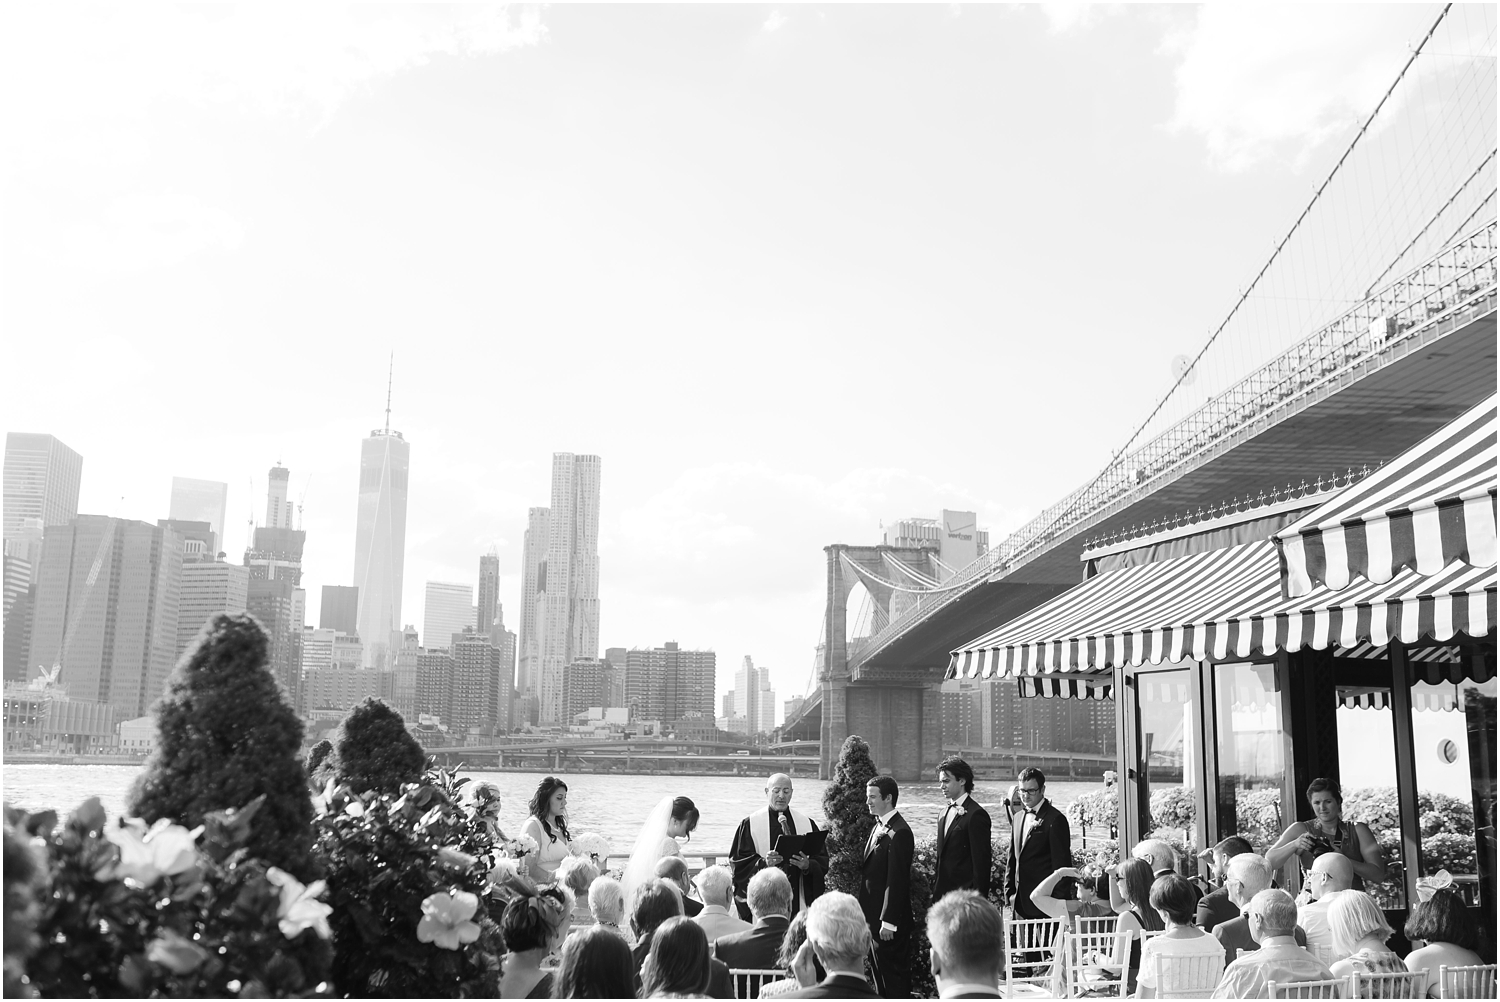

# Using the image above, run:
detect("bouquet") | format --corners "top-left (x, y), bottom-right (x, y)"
top-left (570, 832), bottom-right (611, 862)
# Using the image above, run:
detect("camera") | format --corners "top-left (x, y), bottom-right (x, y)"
top-left (1305, 835), bottom-right (1334, 858)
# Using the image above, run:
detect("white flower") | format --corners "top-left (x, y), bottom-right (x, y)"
top-left (417, 891), bottom-right (481, 951)
top-left (509, 833), bottom-right (539, 858)
top-left (344, 800), bottom-right (366, 818)
top-left (104, 817), bottom-right (204, 886)
top-left (266, 867), bottom-right (333, 940)
top-left (570, 832), bottom-right (611, 860)
top-left (311, 777), bottom-right (338, 818)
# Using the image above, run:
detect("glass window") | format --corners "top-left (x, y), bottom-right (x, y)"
top-left (1335, 687), bottom-right (1406, 909)
top-left (1411, 666), bottom-right (1493, 908)
top-left (1213, 661), bottom-right (1284, 851)
top-left (1135, 666), bottom-right (1201, 861)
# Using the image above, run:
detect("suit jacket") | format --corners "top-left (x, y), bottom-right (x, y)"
top-left (859, 812), bottom-right (914, 931)
top-left (781, 974), bottom-right (883, 999)
top-left (633, 932), bottom-right (733, 998)
top-left (1003, 800), bottom-right (1069, 916)
top-left (1212, 914), bottom-right (1308, 965)
top-left (934, 795), bottom-right (992, 900)
top-left (730, 809), bottom-right (828, 912)
top-left (1196, 886), bottom-right (1239, 932)
top-left (683, 894), bottom-right (704, 918)
top-left (715, 914), bottom-right (792, 971)
top-left (694, 903), bottom-right (751, 942)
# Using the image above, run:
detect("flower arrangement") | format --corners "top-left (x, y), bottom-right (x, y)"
top-left (570, 832), bottom-right (611, 862)
top-left (15, 795), bottom-right (332, 998)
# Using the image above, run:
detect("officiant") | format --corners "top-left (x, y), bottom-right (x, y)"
top-left (729, 772), bottom-right (827, 919)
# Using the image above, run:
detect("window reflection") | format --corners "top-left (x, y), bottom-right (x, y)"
top-left (1214, 661), bottom-right (1283, 850)
top-left (1411, 670), bottom-right (1492, 907)
top-left (1335, 690), bottom-right (1406, 909)
top-left (1136, 666), bottom-right (1200, 862)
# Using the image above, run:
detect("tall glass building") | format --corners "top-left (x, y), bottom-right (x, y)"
top-left (353, 427), bottom-right (409, 668)
top-left (538, 453), bottom-right (601, 723)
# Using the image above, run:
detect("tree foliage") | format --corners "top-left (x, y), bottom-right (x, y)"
top-left (820, 735), bottom-right (879, 895)
top-left (128, 614), bottom-right (314, 878)
top-left (313, 699), bottom-right (426, 796)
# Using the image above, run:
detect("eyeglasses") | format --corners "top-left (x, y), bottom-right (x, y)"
top-left (1019, 786), bottom-right (1043, 794)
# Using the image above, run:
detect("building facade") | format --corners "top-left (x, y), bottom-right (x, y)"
top-left (3, 433), bottom-right (82, 544)
top-left (353, 425), bottom-right (410, 668)
top-left (176, 560), bottom-right (250, 663)
top-left (319, 585), bottom-right (359, 635)
top-left (625, 642), bottom-right (716, 722)
top-left (477, 552), bottom-right (499, 635)
top-left (423, 581), bottom-right (473, 651)
top-left (537, 454), bottom-right (601, 723)
top-left (169, 477), bottom-right (229, 556)
top-left (517, 507), bottom-right (550, 699)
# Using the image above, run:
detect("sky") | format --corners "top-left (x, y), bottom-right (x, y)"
top-left (0, 3), bottom-right (1466, 715)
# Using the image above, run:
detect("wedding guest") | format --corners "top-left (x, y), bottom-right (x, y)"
top-left (1005, 768), bottom-right (1072, 919)
top-left (782, 892), bottom-right (880, 999)
top-left (693, 865), bottom-right (751, 941)
top-left (1404, 889), bottom-right (1485, 997)
top-left (859, 776), bottom-right (914, 999)
top-left (933, 757), bottom-right (991, 901)
top-left (554, 924), bottom-right (636, 999)
top-left (1213, 852), bottom-right (1309, 966)
top-left (642, 916), bottom-right (715, 999)
top-left (632, 879), bottom-right (731, 998)
top-left (498, 886), bottom-right (573, 999)
top-left (730, 774), bottom-right (827, 918)
top-left (1029, 865), bottom-right (1112, 922)
top-left (557, 855), bottom-right (600, 925)
top-left (716, 868), bottom-right (794, 973)
top-left (1119, 839), bottom-right (1201, 912)
top-left (1213, 890), bottom-right (1334, 998)
top-left (1196, 836), bottom-right (1253, 932)
top-left (587, 875), bottom-right (630, 942)
top-left (656, 855), bottom-right (704, 917)
top-left (520, 777), bottom-right (573, 883)
top-left (1296, 853), bottom-right (1355, 959)
top-left (1086, 858), bottom-right (1165, 995)
top-left (1267, 778), bottom-right (1384, 891)
top-left (1134, 875), bottom-right (1223, 998)
top-left (1327, 891), bottom-right (1407, 981)
top-left (756, 913), bottom-right (819, 1000)
top-left (926, 890), bottom-right (1004, 999)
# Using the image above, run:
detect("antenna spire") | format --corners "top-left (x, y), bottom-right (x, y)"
top-left (384, 353), bottom-right (393, 433)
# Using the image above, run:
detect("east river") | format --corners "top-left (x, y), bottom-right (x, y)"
top-left (2, 764), bottom-right (1105, 855)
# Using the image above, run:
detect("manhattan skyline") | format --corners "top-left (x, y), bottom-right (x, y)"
top-left (3, 5), bottom-right (1480, 707)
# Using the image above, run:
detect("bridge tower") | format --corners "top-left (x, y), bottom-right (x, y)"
top-left (820, 542), bottom-right (944, 782)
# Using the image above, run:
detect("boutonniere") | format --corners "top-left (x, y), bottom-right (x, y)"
top-left (951, 803), bottom-right (967, 817)
top-left (873, 822), bottom-right (890, 839)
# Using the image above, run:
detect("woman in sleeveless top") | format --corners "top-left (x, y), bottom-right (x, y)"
top-left (1084, 859), bottom-right (1164, 996)
top-left (519, 776), bottom-right (573, 883)
top-left (1267, 778), bottom-right (1384, 891)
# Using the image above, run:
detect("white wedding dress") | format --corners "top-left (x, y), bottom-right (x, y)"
top-left (621, 796), bottom-right (684, 909)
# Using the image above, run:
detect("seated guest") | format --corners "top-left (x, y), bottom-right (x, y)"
top-left (1123, 839), bottom-right (1202, 911)
top-left (1213, 890), bottom-right (1335, 998)
top-left (782, 892), bottom-right (880, 998)
top-left (498, 886), bottom-right (573, 999)
top-left (554, 924), bottom-right (637, 999)
top-left (1075, 870), bottom-right (1116, 919)
top-left (557, 855), bottom-right (601, 925)
top-left (756, 912), bottom-right (820, 1000)
top-left (632, 879), bottom-right (732, 998)
top-left (1327, 891), bottom-right (1408, 981)
top-left (716, 868), bottom-right (794, 972)
top-left (1214, 853), bottom-right (1309, 965)
top-left (926, 890), bottom-right (1003, 999)
top-left (1196, 836), bottom-right (1253, 932)
top-left (588, 875), bottom-right (631, 942)
top-left (1297, 853), bottom-right (1355, 959)
top-left (694, 864), bottom-right (751, 941)
top-left (642, 916), bottom-right (716, 999)
top-left (1030, 865), bottom-right (1112, 923)
top-left (1088, 858), bottom-right (1166, 995)
top-left (1404, 889), bottom-right (1485, 998)
top-left (1135, 874), bottom-right (1224, 999)
top-left (657, 855), bottom-right (705, 917)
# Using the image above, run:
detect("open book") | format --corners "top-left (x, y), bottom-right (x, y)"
top-left (773, 828), bottom-right (829, 858)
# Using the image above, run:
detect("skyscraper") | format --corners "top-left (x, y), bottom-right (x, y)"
top-left (353, 392), bottom-right (410, 669)
top-left (265, 465), bottom-right (293, 529)
top-left (320, 585), bottom-right (359, 635)
top-left (735, 656), bottom-right (777, 734)
top-left (423, 581), bottom-right (473, 651)
top-left (477, 551), bottom-right (499, 635)
top-left (3, 433), bottom-right (83, 544)
top-left (517, 506), bottom-right (550, 698)
top-left (169, 477), bottom-right (229, 555)
top-left (26, 516), bottom-right (182, 720)
top-left (176, 561), bottom-right (249, 662)
top-left (537, 454), bottom-right (601, 724)
top-left (624, 642), bottom-right (715, 723)
top-left (245, 470), bottom-right (306, 703)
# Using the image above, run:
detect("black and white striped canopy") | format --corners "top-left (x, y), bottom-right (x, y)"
top-left (1275, 394), bottom-right (1496, 599)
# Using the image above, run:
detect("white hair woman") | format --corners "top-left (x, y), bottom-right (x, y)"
top-left (788, 892), bottom-right (876, 994)
top-left (1327, 890), bottom-right (1408, 985)
top-left (587, 875), bottom-right (630, 943)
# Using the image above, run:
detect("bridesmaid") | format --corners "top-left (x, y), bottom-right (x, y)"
top-left (520, 776), bottom-right (573, 883)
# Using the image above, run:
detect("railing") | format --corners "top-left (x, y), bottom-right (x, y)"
top-left (851, 220), bottom-right (1498, 668)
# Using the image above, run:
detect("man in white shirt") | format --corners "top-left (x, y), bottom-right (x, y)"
top-left (693, 864), bottom-right (751, 942)
top-left (926, 890), bottom-right (1003, 998)
top-left (1296, 854), bottom-right (1354, 959)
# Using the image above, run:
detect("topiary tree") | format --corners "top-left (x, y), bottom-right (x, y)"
top-left (128, 613), bottom-right (314, 878)
top-left (821, 734), bottom-right (879, 895)
top-left (314, 698), bottom-right (426, 795)
top-left (305, 739), bottom-right (333, 780)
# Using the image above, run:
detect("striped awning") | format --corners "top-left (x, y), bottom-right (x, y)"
top-left (947, 540), bottom-right (1495, 679)
top-left (1018, 674), bottom-right (1113, 700)
top-left (1275, 394), bottom-right (1497, 599)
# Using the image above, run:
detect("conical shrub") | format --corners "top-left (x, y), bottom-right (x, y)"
top-left (314, 698), bottom-right (425, 795)
top-left (821, 734), bottom-right (880, 894)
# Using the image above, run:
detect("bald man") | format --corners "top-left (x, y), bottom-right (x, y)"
top-left (729, 772), bottom-right (827, 918)
top-left (1297, 853), bottom-right (1355, 958)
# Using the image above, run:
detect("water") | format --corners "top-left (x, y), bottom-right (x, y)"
top-left (2, 764), bottom-right (1108, 855)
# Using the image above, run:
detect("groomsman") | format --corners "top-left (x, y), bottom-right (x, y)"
top-left (1005, 768), bottom-right (1073, 919)
top-left (933, 757), bottom-right (992, 901)
top-left (860, 776), bottom-right (914, 999)
top-left (730, 772), bottom-right (827, 918)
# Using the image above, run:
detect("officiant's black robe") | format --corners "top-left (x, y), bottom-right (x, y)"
top-left (729, 807), bottom-right (827, 917)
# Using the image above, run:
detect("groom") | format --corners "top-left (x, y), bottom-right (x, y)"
top-left (730, 772), bottom-right (827, 919)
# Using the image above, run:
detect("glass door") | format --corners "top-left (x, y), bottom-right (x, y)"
top-left (1133, 666), bottom-right (1202, 854)
top-left (1212, 661), bottom-right (1285, 852)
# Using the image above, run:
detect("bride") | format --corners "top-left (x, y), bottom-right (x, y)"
top-left (621, 796), bottom-right (700, 909)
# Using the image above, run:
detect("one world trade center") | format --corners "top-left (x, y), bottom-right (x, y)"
top-left (354, 388), bottom-right (410, 668)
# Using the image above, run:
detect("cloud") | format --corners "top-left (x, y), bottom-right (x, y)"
top-left (1040, 3), bottom-right (1118, 34)
top-left (762, 10), bottom-right (788, 33)
top-left (51, 193), bottom-right (244, 275)
top-left (1163, 5), bottom-right (1428, 172)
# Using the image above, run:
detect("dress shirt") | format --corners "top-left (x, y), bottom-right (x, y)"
top-left (1296, 897), bottom-right (1335, 958)
top-left (941, 796), bottom-right (970, 837)
top-left (1019, 798), bottom-right (1049, 844)
top-left (1214, 935), bottom-right (1335, 999)
top-left (869, 808), bottom-right (901, 935)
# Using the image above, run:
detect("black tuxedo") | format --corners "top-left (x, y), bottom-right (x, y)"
top-left (860, 812), bottom-right (914, 999)
top-left (1004, 800), bottom-right (1071, 919)
top-left (934, 795), bottom-right (992, 901)
top-left (782, 974), bottom-right (883, 999)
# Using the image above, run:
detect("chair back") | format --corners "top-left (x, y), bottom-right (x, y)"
top-left (727, 968), bottom-right (784, 1000)
top-left (1266, 976), bottom-right (1350, 998)
top-left (1350, 969), bottom-right (1426, 998)
top-left (1066, 925), bottom-right (1124, 998)
top-left (1003, 915), bottom-right (1062, 993)
top-left (1147, 949), bottom-right (1224, 999)
top-left (1439, 964), bottom-right (1498, 999)
top-left (1075, 913), bottom-right (1119, 938)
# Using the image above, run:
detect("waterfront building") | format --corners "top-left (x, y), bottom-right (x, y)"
top-left (319, 585), bottom-right (359, 635)
top-left (537, 453), bottom-right (601, 723)
top-left (477, 551), bottom-right (499, 634)
top-left (940, 680), bottom-right (984, 748)
top-left (175, 559), bottom-right (249, 662)
top-left (387, 625), bottom-right (420, 720)
top-left (2, 684), bottom-right (116, 753)
top-left (168, 477), bottom-right (229, 556)
top-left (603, 647), bottom-right (627, 707)
top-left (452, 629), bottom-right (511, 734)
top-left (301, 665), bottom-right (387, 715)
top-left (517, 507), bottom-right (550, 699)
top-left (624, 642), bottom-right (715, 722)
top-left (117, 716), bottom-right (155, 755)
top-left (415, 648), bottom-right (454, 727)
top-left (563, 657), bottom-right (606, 720)
top-left (353, 409), bottom-right (410, 669)
top-left (423, 581), bottom-right (473, 651)
top-left (25, 515), bottom-right (182, 721)
top-left (3, 433), bottom-right (82, 545)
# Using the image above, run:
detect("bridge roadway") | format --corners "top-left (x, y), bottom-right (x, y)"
top-left (423, 738), bottom-right (822, 775)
